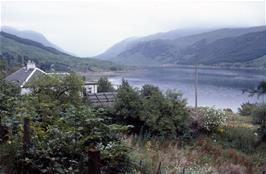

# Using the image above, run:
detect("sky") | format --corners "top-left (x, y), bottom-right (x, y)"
top-left (1, 0), bottom-right (265, 57)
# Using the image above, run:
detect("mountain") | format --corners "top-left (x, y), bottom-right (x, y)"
top-left (97, 28), bottom-right (213, 59)
top-left (0, 31), bottom-right (122, 72)
top-left (1, 26), bottom-right (74, 56)
top-left (102, 26), bottom-right (266, 67)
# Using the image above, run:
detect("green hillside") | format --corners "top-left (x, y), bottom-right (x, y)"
top-left (0, 32), bottom-right (122, 72)
top-left (104, 26), bottom-right (266, 68)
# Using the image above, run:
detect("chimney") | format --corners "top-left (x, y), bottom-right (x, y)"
top-left (26, 60), bottom-right (36, 70)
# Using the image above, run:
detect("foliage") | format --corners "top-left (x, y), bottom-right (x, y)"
top-left (238, 102), bottom-right (257, 116)
top-left (245, 80), bottom-right (266, 98)
top-left (126, 133), bottom-right (265, 174)
top-left (197, 107), bottom-right (227, 132)
top-left (251, 103), bottom-right (266, 126)
top-left (97, 76), bottom-right (115, 93)
top-left (140, 88), bottom-right (188, 137)
top-left (0, 74), bottom-right (134, 173)
top-left (27, 73), bottom-right (84, 107)
top-left (113, 79), bottom-right (143, 133)
top-left (216, 126), bottom-right (258, 153)
top-left (114, 82), bottom-right (189, 137)
top-left (250, 103), bottom-right (266, 142)
top-left (0, 79), bottom-right (21, 121)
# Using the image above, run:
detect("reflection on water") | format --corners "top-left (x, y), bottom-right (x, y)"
top-left (109, 66), bottom-right (266, 111)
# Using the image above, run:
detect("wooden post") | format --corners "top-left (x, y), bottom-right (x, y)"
top-left (156, 161), bottom-right (161, 174)
top-left (195, 64), bottom-right (198, 117)
top-left (182, 167), bottom-right (186, 174)
top-left (23, 118), bottom-right (30, 154)
top-left (88, 149), bottom-right (101, 174)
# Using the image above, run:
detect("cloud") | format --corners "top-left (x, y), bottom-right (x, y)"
top-left (1, 0), bottom-right (265, 57)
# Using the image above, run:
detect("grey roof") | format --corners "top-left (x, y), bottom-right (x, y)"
top-left (85, 82), bottom-right (98, 85)
top-left (87, 92), bottom-right (117, 107)
top-left (5, 67), bottom-right (45, 87)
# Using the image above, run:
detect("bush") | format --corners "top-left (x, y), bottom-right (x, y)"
top-left (113, 79), bottom-right (143, 133)
top-left (251, 103), bottom-right (266, 126)
top-left (217, 126), bottom-right (258, 153)
top-left (97, 76), bottom-right (115, 93)
top-left (197, 107), bottom-right (227, 132)
top-left (238, 102), bottom-right (257, 116)
top-left (251, 103), bottom-right (266, 142)
top-left (114, 82), bottom-right (189, 138)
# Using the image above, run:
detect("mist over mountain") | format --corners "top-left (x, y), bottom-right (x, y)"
top-left (1, 26), bottom-right (75, 56)
top-left (98, 26), bottom-right (266, 67)
top-left (97, 28), bottom-right (214, 59)
top-left (0, 31), bottom-right (122, 72)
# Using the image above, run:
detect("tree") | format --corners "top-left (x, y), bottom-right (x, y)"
top-left (246, 81), bottom-right (266, 98)
top-left (238, 102), bottom-right (257, 116)
top-left (113, 79), bottom-right (143, 133)
top-left (97, 76), bottom-right (115, 92)
top-left (140, 84), bottom-right (160, 98)
top-left (0, 79), bottom-right (21, 122)
top-left (140, 87), bottom-right (188, 137)
top-left (113, 82), bottom-right (189, 137)
top-left (28, 73), bottom-right (84, 106)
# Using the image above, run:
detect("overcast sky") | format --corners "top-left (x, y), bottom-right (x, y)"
top-left (1, 0), bottom-right (265, 57)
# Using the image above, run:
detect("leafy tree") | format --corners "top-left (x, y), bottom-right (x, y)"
top-left (113, 79), bottom-right (143, 133)
top-left (114, 82), bottom-right (189, 137)
top-left (238, 102), bottom-right (257, 116)
top-left (0, 79), bottom-right (20, 144)
top-left (0, 79), bottom-right (21, 122)
top-left (140, 84), bottom-right (160, 97)
top-left (245, 81), bottom-right (266, 142)
top-left (97, 76), bottom-right (115, 92)
top-left (28, 73), bottom-right (84, 106)
top-left (246, 81), bottom-right (266, 98)
top-left (250, 103), bottom-right (266, 143)
top-left (140, 87), bottom-right (188, 137)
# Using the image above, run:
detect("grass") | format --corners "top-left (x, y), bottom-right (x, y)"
top-left (125, 114), bottom-right (266, 174)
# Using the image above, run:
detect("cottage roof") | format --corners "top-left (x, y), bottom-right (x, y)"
top-left (87, 92), bottom-right (117, 107)
top-left (5, 67), bottom-right (46, 87)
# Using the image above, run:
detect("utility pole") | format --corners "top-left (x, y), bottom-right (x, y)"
top-left (195, 64), bottom-right (198, 117)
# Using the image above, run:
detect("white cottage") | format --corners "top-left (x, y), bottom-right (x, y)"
top-left (5, 60), bottom-right (46, 94)
top-left (84, 82), bottom-right (98, 94)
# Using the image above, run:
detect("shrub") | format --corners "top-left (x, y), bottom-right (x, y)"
top-left (197, 107), bottom-right (227, 132)
top-left (113, 79), bottom-right (143, 133)
top-left (113, 82), bottom-right (189, 137)
top-left (251, 103), bottom-right (266, 142)
top-left (251, 103), bottom-right (266, 126)
top-left (97, 76), bottom-right (115, 93)
top-left (238, 102), bottom-right (257, 116)
top-left (218, 127), bottom-right (258, 153)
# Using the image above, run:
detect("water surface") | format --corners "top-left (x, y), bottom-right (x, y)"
top-left (109, 66), bottom-right (266, 111)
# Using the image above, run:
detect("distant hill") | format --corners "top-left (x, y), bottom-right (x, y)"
top-left (1, 26), bottom-right (75, 56)
top-left (100, 26), bottom-right (266, 67)
top-left (97, 28), bottom-right (213, 59)
top-left (0, 32), bottom-right (122, 72)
